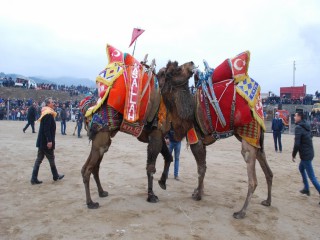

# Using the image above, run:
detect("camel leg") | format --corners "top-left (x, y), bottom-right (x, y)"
top-left (233, 140), bottom-right (258, 219)
top-left (257, 149), bottom-right (273, 206)
top-left (190, 140), bottom-right (207, 201)
top-left (146, 130), bottom-right (163, 203)
top-left (92, 155), bottom-right (109, 198)
top-left (158, 138), bottom-right (173, 190)
top-left (81, 131), bottom-right (111, 209)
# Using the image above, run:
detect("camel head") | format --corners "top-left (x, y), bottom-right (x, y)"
top-left (157, 61), bottom-right (196, 125)
top-left (158, 61), bottom-right (195, 90)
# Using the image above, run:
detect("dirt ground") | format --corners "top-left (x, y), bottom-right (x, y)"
top-left (0, 121), bottom-right (319, 240)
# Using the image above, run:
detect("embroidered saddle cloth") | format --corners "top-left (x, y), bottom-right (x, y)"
top-left (85, 44), bottom-right (158, 137)
top-left (193, 51), bottom-right (265, 147)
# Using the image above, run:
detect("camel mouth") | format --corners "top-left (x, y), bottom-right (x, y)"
top-left (192, 65), bottom-right (199, 73)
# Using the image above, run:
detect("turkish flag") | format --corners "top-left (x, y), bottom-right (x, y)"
top-left (129, 28), bottom-right (145, 47)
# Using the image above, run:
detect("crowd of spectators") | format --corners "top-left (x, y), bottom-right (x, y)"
top-left (36, 83), bottom-right (93, 96)
top-left (262, 94), bottom-right (315, 106)
top-left (1, 77), bottom-right (15, 87)
top-left (0, 97), bottom-right (85, 121)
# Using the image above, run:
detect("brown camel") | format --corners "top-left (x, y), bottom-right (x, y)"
top-left (81, 59), bottom-right (181, 208)
top-left (157, 61), bottom-right (273, 219)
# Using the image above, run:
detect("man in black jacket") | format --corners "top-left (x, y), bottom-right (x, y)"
top-left (30, 98), bottom-right (64, 185)
top-left (292, 111), bottom-right (320, 204)
top-left (23, 102), bottom-right (37, 133)
top-left (272, 112), bottom-right (284, 152)
top-left (60, 104), bottom-right (67, 135)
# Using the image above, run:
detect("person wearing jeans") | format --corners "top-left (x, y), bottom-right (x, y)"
top-left (165, 128), bottom-right (181, 180)
top-left (76, 111), bottom-right (83, 138)
top-left (60, 104), bottom-right (67, 135)
top-left (292, 111), bottom-right (320, 205)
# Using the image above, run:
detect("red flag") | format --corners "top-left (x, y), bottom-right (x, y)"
top-left (129, 28), bottom-right (145, 47)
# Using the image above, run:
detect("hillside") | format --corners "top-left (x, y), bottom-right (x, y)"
top-left (1, 72), bottom-right (95, 87)
top-left (0, 87), bottom-right (86, 102)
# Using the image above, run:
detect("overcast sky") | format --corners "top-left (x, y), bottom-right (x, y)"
top-left (1, 0), bottom-right (319, 94)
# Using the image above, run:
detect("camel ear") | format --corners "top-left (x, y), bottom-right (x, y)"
top-left (157, 68), bottom-right (166, 89)
top-left (165, 61), bottom-right (179, 76)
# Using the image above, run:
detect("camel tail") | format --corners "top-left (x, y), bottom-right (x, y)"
top-left (259, 127), bottom-right (264, 152)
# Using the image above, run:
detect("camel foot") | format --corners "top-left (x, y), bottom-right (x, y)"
top-left (261, 200), bottom-right (271, 206)
top-left (147, 194), bottom-right (159, 203)
top-left (87, 201), bottom-right (99, 209)
top-left (233, 211), bottom-right (246, 219)
top-left (158, 180), bottom-right (166, 190)
top-left (99, 191), bottom-right (109, 198)
top-left (192, 188), bottom-right (202, 201)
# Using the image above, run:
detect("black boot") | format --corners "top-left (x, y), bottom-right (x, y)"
top-left (300, 189), bottom-right (310, 196)
top-left (31, 165), bottom-right (42, 185)
top-left (51, 166), bottom-right (64, 181)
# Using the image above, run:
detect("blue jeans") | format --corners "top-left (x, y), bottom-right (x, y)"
top-left (299, 160), bottom-right (320, 193)
top-left (273, 131), bottom-right (282, 151)
top-left (167, 141), bottom-right (181, 177)
top-left (77, 122), bottom-right (82, 137)
top-left (61, 120), bottom-right (66, 134)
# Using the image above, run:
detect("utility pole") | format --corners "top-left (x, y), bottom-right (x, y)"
top-left (293, 60), bottom-right (296, 86)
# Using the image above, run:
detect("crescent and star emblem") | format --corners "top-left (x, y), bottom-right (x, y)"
top-left (234, 59), bottom-right (246, 71)
top-left (112, 50), bottom-right (120, 57)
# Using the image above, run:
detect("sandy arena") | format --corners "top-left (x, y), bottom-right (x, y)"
top-left (0, 121), bottom-right (319, 240)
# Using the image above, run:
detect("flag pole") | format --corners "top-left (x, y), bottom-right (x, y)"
top-left (132, 39), bottom-right (137, 56)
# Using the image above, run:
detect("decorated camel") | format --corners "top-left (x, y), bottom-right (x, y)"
top-left (157, 52), bottom-right (273, 219)
top-left (80, 44), bottom-right (195, 209)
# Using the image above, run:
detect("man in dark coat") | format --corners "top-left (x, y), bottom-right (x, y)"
top-left (60, 104), bottom-right (67, 135)
top-left (30, 97), bottom-right (64, 185)
top-left (76, 110), bottom-right (83, 138)
top-left (23, 102), bottom-right (37, 133)
top-left (292, 111), bottom-right (320, 204)
top-left (272, 112), bottom-right (284, 152)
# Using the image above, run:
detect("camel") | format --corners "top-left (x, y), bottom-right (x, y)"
top-left (157, 60), bottom-right (273, 219)
top-left (80, 52), bottom-right (196, 209)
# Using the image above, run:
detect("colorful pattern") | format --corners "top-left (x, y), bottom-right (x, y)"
top-left (236, 119), bottom-right (261, 148)
top-left (90, 101), bottom-right (123, 132)
top-left (85, 62), bottom-right (123, 118)
top-left (79, 96), bottom-right (95, 116)
top-left (236, 77), bottom-right (260, 108)
top-left (84, 44), bottom-right (157, 137)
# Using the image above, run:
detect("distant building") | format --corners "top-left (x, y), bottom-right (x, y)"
top-left (280, 85), bottom-right (306, 100)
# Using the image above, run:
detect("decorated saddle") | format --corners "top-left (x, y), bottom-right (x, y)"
top-left (191, 51), bottom-right (265, 148)
top-left (83, 44), bottom-right (159, 137)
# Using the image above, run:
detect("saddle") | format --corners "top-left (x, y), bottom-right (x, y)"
top-left (84, 44), bottom-right (159, 137)
top-left (190, 51), bottom-right (265, 146)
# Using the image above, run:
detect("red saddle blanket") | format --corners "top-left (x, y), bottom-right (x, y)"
top-left (195, 79), bottom-right (252, 134)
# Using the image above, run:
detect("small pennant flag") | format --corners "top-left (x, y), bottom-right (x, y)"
top-left (129, 28), bottom-right (145, 47)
